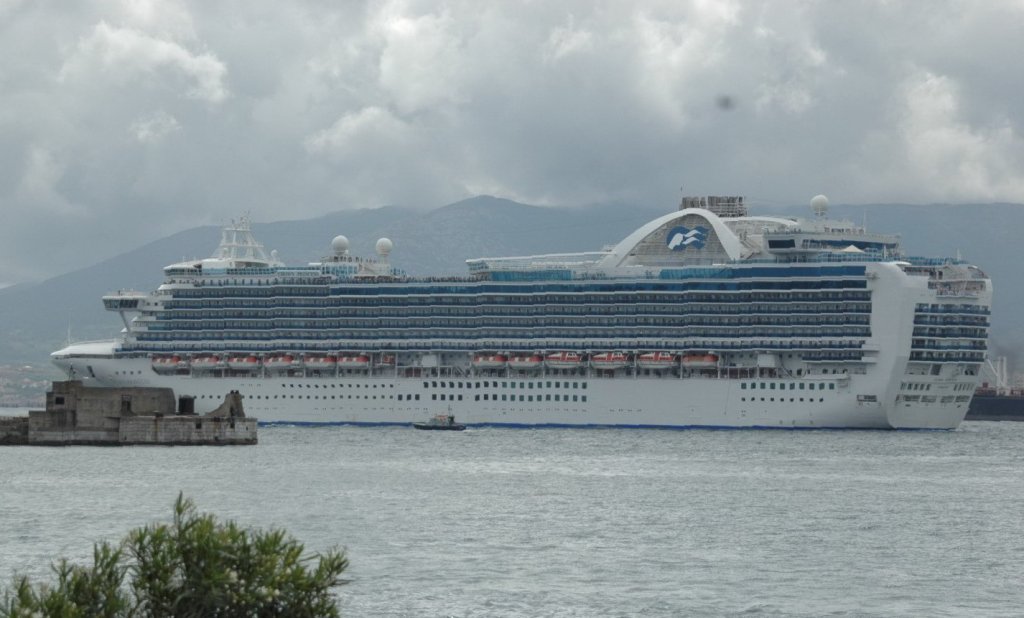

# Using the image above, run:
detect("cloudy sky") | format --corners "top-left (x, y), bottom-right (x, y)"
top-left (1, 0), bottom-right (1023, 284)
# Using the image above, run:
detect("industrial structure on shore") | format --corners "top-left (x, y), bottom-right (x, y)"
top-left (0, 381), bottom-right (256, 446)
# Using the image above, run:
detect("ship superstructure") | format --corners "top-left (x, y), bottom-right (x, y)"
top-left (51, 198), bottom-right (992, 429)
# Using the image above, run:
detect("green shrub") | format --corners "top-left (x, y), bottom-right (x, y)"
top-left (2, 495), bottom-right (348, 617)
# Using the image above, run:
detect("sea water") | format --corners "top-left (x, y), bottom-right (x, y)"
top-left (0, 419), bottom-right (1022, 617)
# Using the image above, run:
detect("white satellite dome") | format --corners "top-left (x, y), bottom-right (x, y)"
top-left (375, 237), bottom-right (394, 257)
top-left (331, 235), bottom-right (350, 255)
top-left (810, 194), bottom-right (829, 217)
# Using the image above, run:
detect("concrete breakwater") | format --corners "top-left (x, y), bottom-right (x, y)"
top-left (0, 381), bottom-right (257, 446)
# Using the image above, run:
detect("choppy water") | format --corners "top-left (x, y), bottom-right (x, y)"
top-left (1, 417), bottom-right (1022, 617)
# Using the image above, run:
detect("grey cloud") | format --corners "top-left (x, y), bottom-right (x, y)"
top-left (1, 0), bottom-right (1023, 284)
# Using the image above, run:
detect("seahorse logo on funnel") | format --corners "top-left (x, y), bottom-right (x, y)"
top-left (666, 225), bottom-right (709, 250)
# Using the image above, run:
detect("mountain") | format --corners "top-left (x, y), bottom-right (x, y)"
top-left (0, 197), bottom-right (1020, 368)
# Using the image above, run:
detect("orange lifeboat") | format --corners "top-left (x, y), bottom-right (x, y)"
top-left (264, 354), bottom-right (296, 372)
top-left (509, 354), bottom-right (543, 370)
top-left (337, 354), bottom-right (371, 369)
top-left (682, 353), bottom-right (719, 368)
top-left (377, 354), bottom-right (396, 366)
top-left (636, 352), bottom-right (677, 369)
top-left (545, 352), bottom-right (583, 369)
top-left (227, 355), bottom-right (261, 371)
top-left (151, 355), bottom-right (183, 374)
top-left (590, 352), bottom-right (629, 370)
top-left (305, 355), bottom-right (338, 371)
top-left (472, 354), bottom-right (508, 369)
top-left (191, 355), bottom-right (223, 372)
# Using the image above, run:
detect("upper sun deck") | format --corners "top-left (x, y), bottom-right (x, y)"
top-left (159, 196), bottom-right (969, 286)
top-left (467, 195), bottom-right (907, 280)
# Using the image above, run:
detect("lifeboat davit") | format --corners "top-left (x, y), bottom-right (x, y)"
top-left (264, 355), bottom-right (296, 372)
top-left (545, 352), bottom-right (583, 369)
top-left (191, 355), bottom-right (224, 371)
top-left (305, 355), bottom-right (338, 371)
top-left (337, 354), bottom-right (371, 369)
top-left (682, 353), bottom-right (719, 368)
top-left (151, 355), bottom-right (183, 374)
top-left (472, 354), bottom-right (508, 369)
top-left (227, 355), bottom-right (261, 371)
top-left (636, 352), bottom-right (677, 370)
top-left (590, 352), bottom-right (629, 370)
top-left (508, 354), bottom-right (543, 370)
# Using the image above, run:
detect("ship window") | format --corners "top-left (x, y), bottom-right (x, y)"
top-left (555, 395), bottom-right (560, 401)
top-left (519, 395), bottom-right (524, 402)
top-left (799, 383), bottom-right (805, 390)
top-left (770, 383), bottom-right (776, 390)
top-left (829, 383), bottom-right (835, 390)
top-left (415, 394), bottom-right (420, 400)
top-left (573, 382), bottom-right (579, 388)
top-left (546, 395), bottom-right (551, 401)
top-left (547, 381), bottom-right (552, 387)
top-left (741, 383), bottom-right (746, 390)
top-left (432, 394), bottom-right (437, 400)
top-left (582, 383), bottom-right (587, 390)
top-left (555, 382), bottom-right (561, 388)
top-left (760, 383), bottom-right (766, 389)
top-left (431, 381), bottom-right (437, 388)
top-left (502, 395), bottom-right (507, 401)
top-left (458, 395), bottom-right (463, 401)
top-left (790, 383), bottom-right (795, 390)
top-left (573, 395), bottom-right (578, 402)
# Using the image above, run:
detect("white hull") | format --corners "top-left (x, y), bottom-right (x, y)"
top-left (67, 353), bottom-right (972, 429)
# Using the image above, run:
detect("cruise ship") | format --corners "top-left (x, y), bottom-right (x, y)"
top-left (51, 195), bottom-right (991, 429)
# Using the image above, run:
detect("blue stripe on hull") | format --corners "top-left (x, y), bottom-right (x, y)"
top-left (257, 420), bottom-right (936, 431)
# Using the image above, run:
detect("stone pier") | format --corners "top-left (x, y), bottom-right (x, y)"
top-left (0, 381), bottom-right (257, 446)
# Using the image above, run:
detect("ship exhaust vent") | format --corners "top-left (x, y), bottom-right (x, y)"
top-left (679, 195), bottom-right (747, 218)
